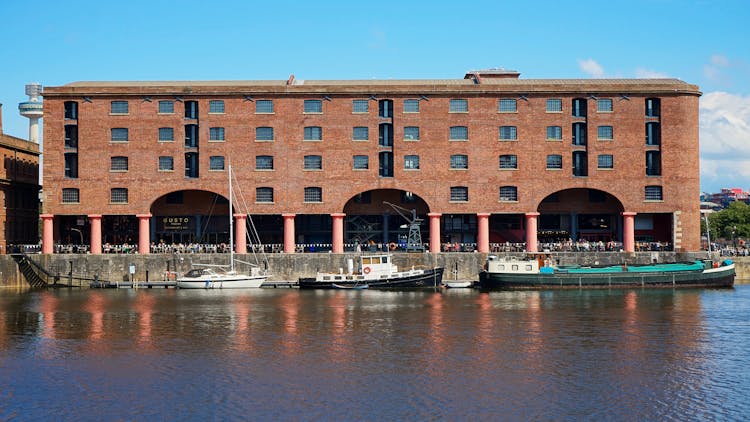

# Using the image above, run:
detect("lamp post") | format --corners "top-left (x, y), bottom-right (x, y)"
top-left (732, 225), bottom-right (737, 253)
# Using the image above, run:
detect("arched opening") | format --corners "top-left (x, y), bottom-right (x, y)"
top-left (537, 188), bottom-right (624, 244)
top-left (341, 189), bottom-right (430, 249)
top-left (149, 190), bottom-right (231, 245)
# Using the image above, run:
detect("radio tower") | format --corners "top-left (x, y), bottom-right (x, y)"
top-left (18, 83), bottom-right (43, 143)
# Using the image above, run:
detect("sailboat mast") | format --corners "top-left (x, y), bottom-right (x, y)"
top-left (229, 164), bottom-right (235, 272)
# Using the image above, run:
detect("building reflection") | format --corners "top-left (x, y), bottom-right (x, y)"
top-left (84, 291), bottom-right (107, 342)
top-left (279, 291), bottom-right (300, 357)
top-left (327, 292), bottom-right (351, 361)
top-left (230, 295), bottom-right (253, 353)
top-left (133, 292), bottom-right (156, 351)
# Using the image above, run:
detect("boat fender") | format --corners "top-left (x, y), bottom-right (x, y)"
top-left (363, 267), bottom-right (371, 274)
top-left (713, 261), bottom-right (719, 268)
top-left (389, 242), bottom-right (397, 251)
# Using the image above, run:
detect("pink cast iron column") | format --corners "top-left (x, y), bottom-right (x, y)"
top-left (88, 214), bottom-right (102, 255)
top-left (282, 213), bottom-right (296, 253)
top-left (137, 214), bottom-right (151, 255)
top-left (234, 214), bottom-right (247, 254)
top-left (622, 212), bottom-right (636, 253)
top-left (41, 214), bottom-right (54, 254)
top-left (428, 213), bottom-right (442, 253)
top-left (477, 212), bottom-right (490, 253)
top-left (525, 212), bottom-right (540, 253)
top-left (331, 213), bottom-right (345, 253)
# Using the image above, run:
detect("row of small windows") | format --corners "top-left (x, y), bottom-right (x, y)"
top-left (107, 125), bottom-right (619, 142)
top-left (83, 98), bottom-right (659, 118)
top-left (103, 152), bottom-right (654, 173)
top-left (61, 184), bottom-right (663, 205)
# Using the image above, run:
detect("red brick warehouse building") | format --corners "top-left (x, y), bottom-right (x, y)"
top-left (40, 69), bottom-right (701, 254)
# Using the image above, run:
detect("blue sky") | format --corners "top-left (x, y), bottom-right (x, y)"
top-left (1, 0), bottom-right (747, 193)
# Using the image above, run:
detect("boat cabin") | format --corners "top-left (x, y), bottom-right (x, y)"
top-left (486, 255), bottom-right (541, 274)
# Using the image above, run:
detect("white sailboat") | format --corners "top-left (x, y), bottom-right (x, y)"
top-left (177, 165), bottom-right (268, 289)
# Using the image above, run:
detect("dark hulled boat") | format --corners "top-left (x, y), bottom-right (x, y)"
top-left (299, 253), bottom-right (444, 289)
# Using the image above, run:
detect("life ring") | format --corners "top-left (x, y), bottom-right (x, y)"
top-left (389, 242), bottom-right (397, 251)
top-left (363, 267), bottom-right (371, 274)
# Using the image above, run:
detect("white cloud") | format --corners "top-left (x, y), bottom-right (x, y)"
top-left (704, 54), bottom-right (732, 83)
top-left (700, 91), bottom-right (750, 189)
top-left (578, 59), bottom-right (605, 78)
top-left (635, 67), bottom-right (669, 78)
top-left (710, 54), bottom-right (730, 67)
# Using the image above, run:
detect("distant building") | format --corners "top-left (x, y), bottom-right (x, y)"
top-left (40, 70), bottom-right (701, 253)
top-left (709, 188), bottom-right (749, 208)
top-left (0, 103), bottom-right (41, 252)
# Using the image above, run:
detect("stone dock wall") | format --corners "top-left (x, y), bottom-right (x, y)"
top-left (1, 251), bottom-right (747, 288)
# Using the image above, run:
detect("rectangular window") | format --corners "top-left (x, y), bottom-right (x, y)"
top-left (111, 128), bottom-right (128, 142)
top-left (546, 126), bottom-right (562, 140)
top-left (304, 187), bottom-right (322, 203)
top-left (352, 100), bottom-right (369, 113)
top-left (450, 126), bottom-right (468, 140)
top-left (597, 99), bottom-right (613, 112)
top-left (158, 100), bottom-right (174, 114)
top-left (546, 99), bottom-right (562, 112)
top-left (158, 127), bottom-right (174, 141)
top-left (304, 99), bottom-right (323, 113)
top-left (353, 126), bottom-right (369, 140)
top-left (547, 155), bottom-right (563, 169)
top-left (499, 126), bottom-right (517, 140)
top-left (255, 100), bottom-right (274, 113)
top-left (499, 155), bottom-right (517, 169)
top-left (210, 156), bottom-right (225, 171)
top-left (304, 155), bottom-right (322, 170)
top-left (404, 99), bottom-right (420, 113)
top-left (158, 156), bottom-right (174, 171)
top-left (405, 155), bottom-right (420, 170)
top-left (450, 186), bottom-right (468, 202)
top-left (500, 186), bottom-right (518, 202)
top-left (498, 99), bottom-right (517, 113)
top-left (449, 99), bottom-right (468, 113)
top-left (450, 154), bottom-right (468, 169)
top-left (110, 156), bottom-right (128, 171)
top-left (256, 155), bottom-right (274, 170)
top-left (598, 154), bottom-right (614, 169)
top-left (256, 187), bottom-right (274, 203)
top-left (404, 126), bottom-right (420, 141)
top-left (111, 101), bottom-right (129, 114)
top-left (353, 155), bottom-right (369, 170)
top-left (62, 188), bottom-right (79, 203)
top-left (597, 126), bottom-right (613, 140)
top-left (185, 101), bottom-right (198, 119)
top-left (209, 100), bottom-right (225, 113)
top-left (110, 188), bottom-right (128, 204)
top-left (645, 186), bottom-right (663, 201)
top-left (304, 126), bottom-right (322, 140)
top-left (209, 127), bottom-right (225, 141)
top-left (64, 101), bottom-right (78, 119)
top-left (256, 127), bottom-right (274, 141)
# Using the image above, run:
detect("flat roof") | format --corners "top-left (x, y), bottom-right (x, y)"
top-left (43, 77), bottom-right (701, 96)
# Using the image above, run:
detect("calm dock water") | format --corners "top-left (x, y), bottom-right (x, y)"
top-left (1, 286), bottom-right (749, 420)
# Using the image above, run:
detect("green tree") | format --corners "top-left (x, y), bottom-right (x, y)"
top-left (705, 201), bottom-right (750, 244)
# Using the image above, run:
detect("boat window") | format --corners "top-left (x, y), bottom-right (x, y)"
top-left (323, 276), bottom-right (331, 281)
top-left (373, 257), bottom-right (381, 264)
top-left (512, 265), bottom-right (519, 271)
top-left (498, 265), bottom-right (505, 270)
top-left (363, 257), bottom-right (372, 265)
top-left (525, 265), bottom-right (533, 271)
top-left (334, 276), bottom-right (341, 280)
top-left (346, 276), bottom-right (353, 280)
top-left (382, 256), bottom-right (388, 263)
top-left (357, 276), bottom-right (364, 280)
